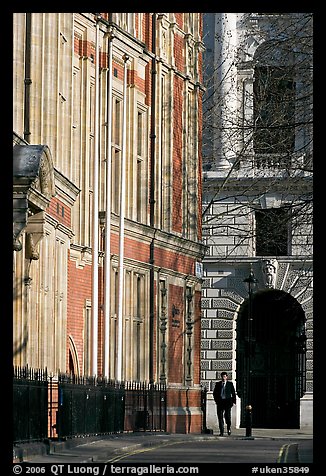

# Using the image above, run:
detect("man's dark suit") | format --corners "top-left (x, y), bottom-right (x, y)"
top-left (213, 380), bottom-right (236, 435)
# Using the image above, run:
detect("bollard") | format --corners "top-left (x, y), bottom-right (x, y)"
top-left (245, 404), bottom-right (252, 437)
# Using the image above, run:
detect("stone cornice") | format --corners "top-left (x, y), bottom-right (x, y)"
top-left (45, 213), bottom-right (75, 239)
top-left (203, 256), bottom-right (313, 266)
top-left (157, 57), bottom-right (204, 89)
top-left (54, 168), bottom-right (80, 206)
top-left (105, 213), bottom-right (206, 260)
top-left (203, 173), bottom-right (313, 195)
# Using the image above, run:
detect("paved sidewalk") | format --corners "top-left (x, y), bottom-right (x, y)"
top-left (13, 428), bottom-right (313, 464)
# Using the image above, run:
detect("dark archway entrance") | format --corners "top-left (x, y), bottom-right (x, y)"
top-left (236, 289), bottom-right (306, 428)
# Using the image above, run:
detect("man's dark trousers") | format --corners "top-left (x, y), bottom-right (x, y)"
top-left (217, 400), bottom-right (232, 435)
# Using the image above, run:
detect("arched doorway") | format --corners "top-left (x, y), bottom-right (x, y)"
top-left (236, 289), bottom-right (306, 428)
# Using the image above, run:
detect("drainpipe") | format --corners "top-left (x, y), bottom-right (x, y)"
top-left (91, 14), bottom-right (101, 376)
top-left (24, 13), bottom-right (32, 143)
top-left (116, 53), bottom-right (129, 381)
top-left (103, 24), bottom-right (114, 378)
top-left (149, 13), bottom-right (157, 384)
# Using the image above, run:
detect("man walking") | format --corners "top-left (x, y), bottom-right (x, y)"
top-left (213, 371), bottom-right (236, 436)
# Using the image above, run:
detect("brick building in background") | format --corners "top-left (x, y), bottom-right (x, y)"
top-left (13, 13), bottom-right (205, 433)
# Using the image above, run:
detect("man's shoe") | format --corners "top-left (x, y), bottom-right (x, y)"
top-left (227, 429), bottom-right (231, 435)
top-left (219, 433), bottom-right (224, 436)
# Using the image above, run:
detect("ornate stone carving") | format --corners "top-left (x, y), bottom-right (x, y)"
top-left (13, 144), bottom-right (55, 251)
top-left (25, 233), bottom-right (40, 261)
top-left (161, 30), bottom-right (167, 58)
top-left (262, 258), bottom-right (278, 288)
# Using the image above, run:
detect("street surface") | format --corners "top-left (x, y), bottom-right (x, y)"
top-left (21, 436), bottom-right (313, 464)
top-left (107, 438), bottom-right (312, 464)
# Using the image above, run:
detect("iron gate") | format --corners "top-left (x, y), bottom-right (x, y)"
top-left (236, 289), bottom-right (306, 429)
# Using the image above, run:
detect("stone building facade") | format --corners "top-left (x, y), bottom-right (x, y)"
top-left (201, 13), bottom-right (313, 432)
top-left (13, 12), bottom-right (205, 433)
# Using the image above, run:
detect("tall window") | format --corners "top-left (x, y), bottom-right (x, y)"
top-left (112, 98), bottom-right (122, 214)
top-left (113, 13), bottom-right (135, 36)
top-left (136, 111), bottom-right (144, 222)
top-left (253, 66), bottom-right (295, 155)
top-left (137, 13), bottom-right (143, 41)
top-left (109, 269), bottom-right (119, 378)
top-left (83, 301), bottom-right (92, 376)
top-left (185, 13), bottom-right (194, 35)
top-left (255, 208), bottom-right (290, 256)
top-left (133, 273), bottom-right (145, 381)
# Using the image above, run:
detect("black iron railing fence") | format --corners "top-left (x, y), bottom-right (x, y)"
top-left (13, 366), bottom-right (167, 444)
top-left (56, 374), bottom-right (126, 438)
top-left (13, 365), bottom-right (49, 443)
top-left (124, 381), bottom-right (167, 433)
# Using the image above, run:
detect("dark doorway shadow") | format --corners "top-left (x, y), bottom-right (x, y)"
top-left (236, 289), bottom-right (306, 429)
